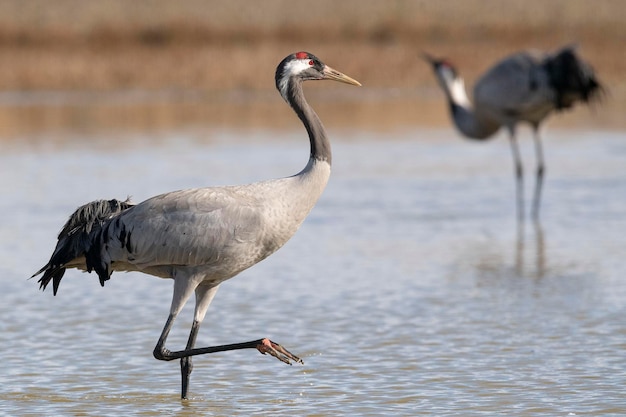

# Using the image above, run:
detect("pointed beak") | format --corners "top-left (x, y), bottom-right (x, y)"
top-left (322, 65), bottom-right (362, 86)
top-left (421, 52), bottom-right (438, 66)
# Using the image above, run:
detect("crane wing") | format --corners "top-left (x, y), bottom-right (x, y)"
top-left (33, 198), bottom-right (135, 294)
top-left (91, 187), bottom-right (268, 281)
top-left (474, 52), bottom-right (554, 124)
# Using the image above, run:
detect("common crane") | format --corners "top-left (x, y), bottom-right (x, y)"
top-left (33, 52), bottom-right (361, 399)
top-left (423, 45), bottom-right (602, 221)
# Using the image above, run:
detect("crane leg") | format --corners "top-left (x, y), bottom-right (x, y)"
top-left (180, 320), bottom-right (200, 400)
top-left (152, 282), bottom-right (302, 400)
top-left (154, 323), bottom-right (303, 399)
top-left (531, 129), bottom-right (545, 221)
top-left (508, 132), bottom-right (524, 223)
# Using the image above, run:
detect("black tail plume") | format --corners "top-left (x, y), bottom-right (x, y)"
top-left (33, 198), bottom-right (133, 295)
top-left (544, 47), bottom-right (604, 109)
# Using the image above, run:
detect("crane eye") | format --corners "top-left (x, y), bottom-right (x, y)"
top-left (308, 60), bottom-right (314, 66)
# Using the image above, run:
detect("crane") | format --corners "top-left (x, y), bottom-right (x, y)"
top-left (33, 52), bottom-right (361, 400)
top-left (423, 45), bottom-right (602, 221)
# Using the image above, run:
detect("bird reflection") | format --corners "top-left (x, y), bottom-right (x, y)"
top-left (515, 218), bottom-right (546, 278)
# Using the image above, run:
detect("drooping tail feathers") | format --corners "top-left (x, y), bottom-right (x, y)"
top-left (33, 198), bottom-right (134, 295)
top-left (543, 47), bottom-right (603, 110)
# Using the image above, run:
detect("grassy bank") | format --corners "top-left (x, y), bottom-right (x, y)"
top-left (0, 0), bottom-right (622, 135)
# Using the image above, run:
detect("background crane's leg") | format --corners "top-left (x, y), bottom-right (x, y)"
top-left (531, 128), bottom-right (545, 221)
top-left (508, 129), bottom-right (525, 223)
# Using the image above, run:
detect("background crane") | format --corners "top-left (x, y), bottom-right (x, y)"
top-left (423, 45), bottom-right (602, 221)
top-left (33, 52), bottom-right (360, 400)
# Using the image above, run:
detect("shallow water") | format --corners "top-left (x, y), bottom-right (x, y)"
top-left (1, 128), bottom-right (625, 416)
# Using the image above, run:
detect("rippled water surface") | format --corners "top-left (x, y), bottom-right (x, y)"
top-left (1, 128), bottom-right (625, 416)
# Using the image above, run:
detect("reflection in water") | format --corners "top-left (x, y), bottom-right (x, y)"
top-left (533, 220), bottom-right (546, 278)
top-left (462, 218), bottom-right (548, 284)
top-left (515, 219), bottom-right (546, 278)
top-left (2, 131), bottom-right (625, 415)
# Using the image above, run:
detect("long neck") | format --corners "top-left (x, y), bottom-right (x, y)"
top-left (257, 76), bottom-right (331, 252)
top-left (442, 77), bottom-right (500, 140)
top-left (286, 78), bottom-right (332, 166)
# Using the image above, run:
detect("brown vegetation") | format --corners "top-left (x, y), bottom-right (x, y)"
top-left (0, 0), bottom-right (623, 138)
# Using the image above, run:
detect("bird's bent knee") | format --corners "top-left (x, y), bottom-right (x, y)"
top-left (153, 346), bottom-right (173, 361)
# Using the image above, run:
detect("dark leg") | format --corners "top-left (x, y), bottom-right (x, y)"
top-left (181, 320), bottom-right (200, 399)
top-left (531, 128), bottom-right (545, 221)
top-left (154, 323), bottom-right (302, 399)
top-left (153, 313), bottom-right (177, 362)
top-left (152, 283), bottom-right (302, 399)
top-left (155, 334), bottom-right (303, 365)
top-left (170, 338), bottom-right (303, 364)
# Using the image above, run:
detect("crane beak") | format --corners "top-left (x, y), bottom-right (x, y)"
top-left (421, 52), bottom-right (438, 65)
top-left (322, 65), bottom-right (362, 86)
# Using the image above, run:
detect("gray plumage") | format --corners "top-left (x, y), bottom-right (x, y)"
top-left (424, 45), bottom-right (603, 220)
top-left (33, 52), bottom-right (361, 399)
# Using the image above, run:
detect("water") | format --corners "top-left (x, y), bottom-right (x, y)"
top-left (1, 128), bottom-right (625, 416)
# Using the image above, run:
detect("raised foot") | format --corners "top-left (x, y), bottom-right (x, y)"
top-left (256, 338), bottom-right (304, 365)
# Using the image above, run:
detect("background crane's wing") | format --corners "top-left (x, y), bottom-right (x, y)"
top-left (473, 51), bottom-right (553, 122)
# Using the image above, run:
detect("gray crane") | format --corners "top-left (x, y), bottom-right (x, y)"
top-left (33, 52), bottom-right (361, 400)
top-left (423, 45), bottom-right (602, 221)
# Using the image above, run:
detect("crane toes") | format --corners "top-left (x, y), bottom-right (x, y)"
top-left (256, 338), bottom-right (304, 365)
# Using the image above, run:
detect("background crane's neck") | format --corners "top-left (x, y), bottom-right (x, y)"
top-left (442, 76), bottom-right (500, 140)
top-left (286, 78), bottom-right (332, 167)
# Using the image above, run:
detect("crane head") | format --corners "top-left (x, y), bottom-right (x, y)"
top-left (421, 52), bottom-right (458, 77)
top-left (275, 52), bottom-right (361, 100)
top-left (421, 51), bottom-right (461, 96)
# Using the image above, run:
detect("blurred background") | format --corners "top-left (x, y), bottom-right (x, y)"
top-left (0, 0), bottom-right (623, 139)
top-left (2, 1), bottom-right (625, 415)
